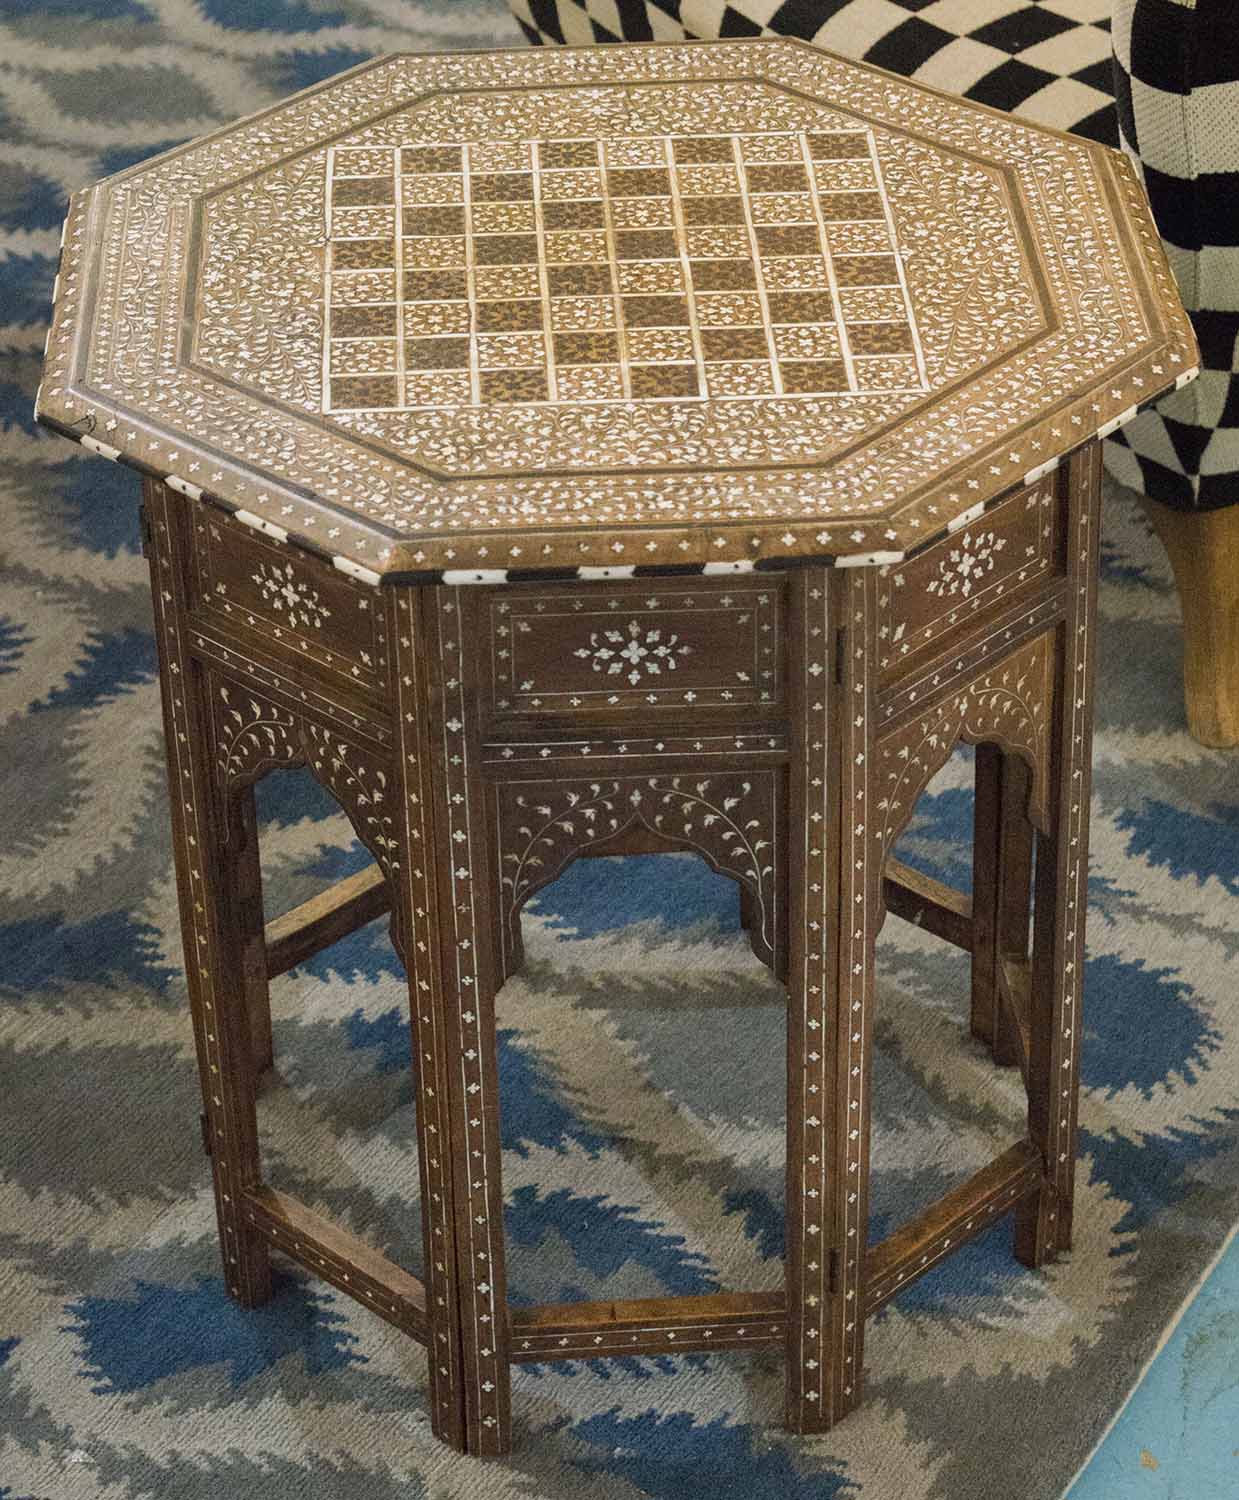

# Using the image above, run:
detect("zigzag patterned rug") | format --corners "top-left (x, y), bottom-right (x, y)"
top-left (2, 4), bottom-right (1237, 1499)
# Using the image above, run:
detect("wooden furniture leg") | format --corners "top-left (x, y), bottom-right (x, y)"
top-left (234, 787), bottom-right (274, 1073)
top-left (1144, 497), bottom-right (1239, 748)
top-left (784, 567), bottom-right (876, 1431)
top-left (395, 585), bottom-right (512, 1456)
top-left (146, 487), bottom-right (272, 1309)
top-left (1017, 444), bottom-right (1102, 1265)
top-left (784, 570), bottom-right (837, 1432)
top-left (823, 567), bottom-right (882, 1424)
top-left (971, 744), bottom-right (1034, 1067)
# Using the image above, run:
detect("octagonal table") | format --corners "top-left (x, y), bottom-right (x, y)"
top-left (38, 38), bottom-right (1195, 1457)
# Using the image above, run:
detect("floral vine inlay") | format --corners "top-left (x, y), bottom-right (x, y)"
top-left (497, 773), bottom-right (778, 962)
top-left (211, 682), bottom-right (398, 877)
top-left (214, 685), bottom-right (300, 786)
top-left (574, 622), bottom-right (693, 686)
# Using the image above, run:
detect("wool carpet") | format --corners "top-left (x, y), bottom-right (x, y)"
top-left (2, 3), bottom-right (1238, 1499)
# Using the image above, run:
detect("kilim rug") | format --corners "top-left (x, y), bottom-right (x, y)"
top-left (2, 4), bottom-right (1237, 1499)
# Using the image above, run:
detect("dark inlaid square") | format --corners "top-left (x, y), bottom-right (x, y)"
top-left (475, 234), bottom-right (539, 265)
top-left (622, 294), bottom-right (690, 328)
top-left (548, 263), bottom-right (613, 296)
top-left (540, 139), bottom-right (599, 168)
top-left (331, 374), bottom-right (397, 407)
top-left (834, 254), bottom-right (899, 286)
top-left (701, 326), bottom-right (769, 361)
top-left (806, 132), bottom-right (871, 161)
top-left (477, 298), bottom-right (545, 332)
top-left (607, 167), bottom-right (671, 197)
top-left (818, 192), bottom-right (886, 222)
top-left (472, 172), bottom-right (535, 203)
top-left (673, 136), bottom-right (733, 163)
top-left (615, 228), bottom-right (678, 260)
top-left (848, 321), bottom-right (914, 354)
top-left (631, 363), bottom-right (700, 397)
top-left (745, 163), bottom-right (809, 194)
top-left (680, 195), bottom-right (745, 226)
top-left (331, 304), bottom-right (398, 338)
top-left (405, 335), bottom-right (469, 370)
top-left (542, 199), bottom-right (606, 230)
top-left (554, 330), bottom-right (620, 365)
top-left (332, 238), bottom-right (394, 270)
top-left (767, 290), bottom-right (836, 324)
top-left (403, 205), bottom-right (466, 237)
top-left (402, 145), bottom-right (461, 173)
top-left (405, 269), bottom-right (468, 301)
top-left (690, 258), bottom-right (756, 291)
top-left (755, 224), bottom-right (820, 256)
top-left (780, 359), bottom-right (850, 392)
top-left (481, 368), bottom-right (548, 403)
top-left (333, 176), bottom-right (394, 206)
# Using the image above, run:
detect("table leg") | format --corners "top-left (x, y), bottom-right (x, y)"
top-left (784, 569), bottom-right (879, 1431)
top-left (146, 484), bottom-right (272, 1309)
top-left (234, 787), bottom-right (274, 1073)
top-left (971, 744), bottom-right (1034, 1067)
top-left (392, 586), bottom-right (512, 1456)
top-left (1017, 443), bottom-right (1101, 1265)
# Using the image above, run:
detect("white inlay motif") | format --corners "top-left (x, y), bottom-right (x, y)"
top-left (925, 530), bottom-right (1007, 600)
top-left (251, 560), bottom-right (333, 630)
top-left (574, 621), bottom-right (693, 685)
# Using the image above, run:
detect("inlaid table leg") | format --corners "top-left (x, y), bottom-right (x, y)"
top-left (1016, 443), bottom-right (1102, 1265)
top-left (233, 786), bottom-right (275, 1074)
top-left (391, 585), bottom-right (512, 1456)
top-left (145, 485), bottom-right (272, 1309)
top-left (784, 569), bottom-right (879, 1431)
top-left (971, 744), bottom-right (1034, 1067)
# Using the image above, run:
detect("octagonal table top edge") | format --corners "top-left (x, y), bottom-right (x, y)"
top-left (35, 37), bottom-right (1199, 586)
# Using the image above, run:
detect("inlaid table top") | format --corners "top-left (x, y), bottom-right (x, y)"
top-left (37, 39), bottom-right (1196, 583)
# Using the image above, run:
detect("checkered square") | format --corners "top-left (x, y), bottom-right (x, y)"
top-left (325, 126), bottom-right (928, 411)
top-left (511, 0), bottom-right (1239, 515)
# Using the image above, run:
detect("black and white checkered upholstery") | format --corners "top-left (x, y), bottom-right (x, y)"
top-left (509, 0), bottom-right (1119, 143)
top-left (1105, 0), bottom-right (1239, 511)
top-left (512, 0), bottom-right (1238, 513)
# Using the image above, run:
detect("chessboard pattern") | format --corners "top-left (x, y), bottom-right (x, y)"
top-left (325, 128), bottom-right (926, 412)
top-left (508, 0), bottom-right (1119, 145)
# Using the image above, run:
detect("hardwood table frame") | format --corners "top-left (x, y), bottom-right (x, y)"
top-left (140, 434), bottom-right (1100, 1456)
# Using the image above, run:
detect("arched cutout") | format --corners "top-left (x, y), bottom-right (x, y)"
top-left (209, 675), bottom-right (401, 896)
top-left (869, 741), bottom-right (1035, 1247)
top-left (491, 771), bottom-right (786, 982)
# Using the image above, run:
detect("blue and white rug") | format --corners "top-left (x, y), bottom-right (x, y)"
top-left (1, 3), bottom-right (1237, 1498)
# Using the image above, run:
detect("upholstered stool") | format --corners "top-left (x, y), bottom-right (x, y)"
top-left (38, 39), bottom-right (1195, 1457)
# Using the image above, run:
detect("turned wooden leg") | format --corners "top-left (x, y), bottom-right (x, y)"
top-left (1017, 444), bottom-right (1102, 1266)
top-left (146, 485), bottom-right (272, 1308)
top-left (1145, 497), bottom-right (1239, 748)
top-left (971, 745), bottom-right (1034, 1067)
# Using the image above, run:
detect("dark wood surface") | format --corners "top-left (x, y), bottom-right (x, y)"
top-left (140, 440), bottom-right (1101, 1455)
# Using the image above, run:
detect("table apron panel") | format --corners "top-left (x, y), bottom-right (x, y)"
top-left (876, 474), bottom-right (1067, 688)
top-left (478, 575), bottom-right (790, 732)
top-left (186, 503), bottom-right (391, 704)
